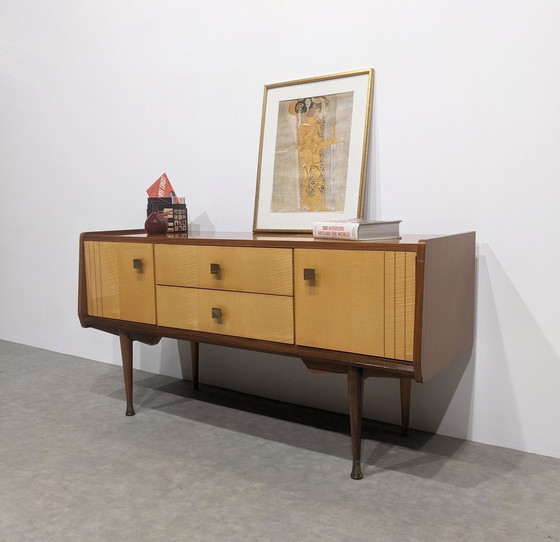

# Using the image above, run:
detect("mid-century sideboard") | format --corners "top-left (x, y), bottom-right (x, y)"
top-left (78, 229), bottom-right (475, 479)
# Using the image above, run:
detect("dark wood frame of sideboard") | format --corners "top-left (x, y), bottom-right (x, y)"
top-left (79, 230), bottom-right (475, 479)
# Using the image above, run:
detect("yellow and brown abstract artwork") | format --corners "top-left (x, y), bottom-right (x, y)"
top-left (271, 91), bottom-right (354, 213)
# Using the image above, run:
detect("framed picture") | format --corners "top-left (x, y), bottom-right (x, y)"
top-left (253, 69), bottom-right (374, 233)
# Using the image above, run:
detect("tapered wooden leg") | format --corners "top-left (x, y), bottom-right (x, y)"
top-left (400, 378), bottom-right (411, 435)
top-left (190, 341), bottom-right (199, 390)
top-left (119, 331), bottom-right (135, 416)
top-left (347, 366), bottom-right (364, 480)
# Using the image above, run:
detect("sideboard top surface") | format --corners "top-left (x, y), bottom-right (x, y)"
top-left (81, 229), bottom-right (469, 252)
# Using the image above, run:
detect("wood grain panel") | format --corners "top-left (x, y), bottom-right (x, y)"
top-left (84, 241), bottom-right (101, 316)
top-left (394, 252), bottom-right (406, 360)
top-left (384, 252), bottom-right (416, 361)
top-left (295, 249), bottom-right (385, 357)
top-left (155, 245), bottom-right (293, 295)
top-left (405, 252), bottom-right (417, 360)
top-left (155, 285), bottom-right (198, 330)
top-left (157, 286), bottom-right (294, 344)
top-left (115, 243), bottom-right (156, 324)
top-left (84, 242), bottom-right (156, 324)
top-left (295, 249), bottom-right (416, 360)
top-left (98, 242), bottom-right (119, 319)
top-left (384, 252), bottom-right (395, 359)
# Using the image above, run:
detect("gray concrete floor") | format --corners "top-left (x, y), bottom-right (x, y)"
top-left (1, 339), bottom-right (559, 542)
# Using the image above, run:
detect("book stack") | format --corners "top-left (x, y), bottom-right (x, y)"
top-left (146, 198), bottom-right (188, 233)
top-left (312, 219), bottom-right (401, 240)
top-left (145, 173), bottom-right (188, 233)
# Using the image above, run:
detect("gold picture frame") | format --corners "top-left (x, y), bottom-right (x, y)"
top-left (253, 69), bottom-right (374, 233)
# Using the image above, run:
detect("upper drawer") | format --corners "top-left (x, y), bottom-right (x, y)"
top-left (155, 245), bottom-right (293, 295)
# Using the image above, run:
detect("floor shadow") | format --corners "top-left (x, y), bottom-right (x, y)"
top-left (97, 368), bottom-right (496, 482)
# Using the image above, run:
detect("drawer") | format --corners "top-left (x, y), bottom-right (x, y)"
top-left (156, 285), bottom-right (294, 344)
top-left (155, 245), bottom-right (293, 295)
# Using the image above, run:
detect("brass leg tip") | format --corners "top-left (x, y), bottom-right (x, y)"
top-left (350, 460), bottom-right (363, 480)
top-left (125, 402), bottom-right (136, 416)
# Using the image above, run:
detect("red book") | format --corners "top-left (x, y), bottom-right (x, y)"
top-left (146, 173), bottom-right (176, 199)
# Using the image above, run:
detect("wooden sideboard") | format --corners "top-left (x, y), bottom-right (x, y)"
top-left (78, 229), bottom-right (475, 479)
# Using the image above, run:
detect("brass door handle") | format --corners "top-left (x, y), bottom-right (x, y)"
top-left (132, 259), bottom-right (143, 270)
top-left (210, 263), bottom-right (220, 275)
top-left (303, 268), bottom-right (316, 281)
top-left (211, 307), bottom-right (222, 321)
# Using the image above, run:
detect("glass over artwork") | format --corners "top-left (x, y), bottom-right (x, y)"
top-left (271, 92), bottom-right (354, 214)
top-left (253, 69), bottom-right (374, 232)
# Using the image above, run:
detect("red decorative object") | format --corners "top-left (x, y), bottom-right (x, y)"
top-left (146, 172), bottom-right (176, 198)
top-left (144, 201), bottom-right (168, 234)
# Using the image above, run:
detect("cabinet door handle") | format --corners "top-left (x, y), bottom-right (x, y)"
top-left (210, 263), bottom-right (220, 275)
top-left (303, 268), bottom-right (316, 281)
top-left (211, 307), bottom-right (222, 321)
top-left (132, 259), bottom-right (143, 270)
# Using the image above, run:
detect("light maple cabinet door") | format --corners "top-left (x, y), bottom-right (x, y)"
top-left (84, 242), bottom-right (156, 324)
top-left (294, 249), bottom-right (417, 360)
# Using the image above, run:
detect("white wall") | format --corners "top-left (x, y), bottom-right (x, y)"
top-left (1, 0), bottom-right (559, 458)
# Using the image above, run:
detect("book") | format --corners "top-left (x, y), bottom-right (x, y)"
top-left (147, 197), bottom-right (172, 211)
top-left (146, 200), bottom-right (188, 233)
top-left (146, 172), bottom-right (177, 199)
top-left (312, 219), bottom-right (401, 240)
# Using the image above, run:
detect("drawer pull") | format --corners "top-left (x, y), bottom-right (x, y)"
top-left (210, 263), bottom-right (221, 275)
top-left (303, 268), bottom-right (316, 281)
top-left (211, 307), bottom-right (222, 322)
top-left (132, 259), bottom-right (143, 270)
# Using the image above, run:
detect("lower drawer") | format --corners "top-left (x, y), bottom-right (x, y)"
top-left (156, 286), bottom-right (294, 344)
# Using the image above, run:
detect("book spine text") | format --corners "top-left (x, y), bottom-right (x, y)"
top-left (313, 223), bottom-right (359, 240)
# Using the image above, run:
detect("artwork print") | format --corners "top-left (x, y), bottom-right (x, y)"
top-left (253, 69), bottom-right (373, 232)
top-left (270, 91), bottom-right (354, 213)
